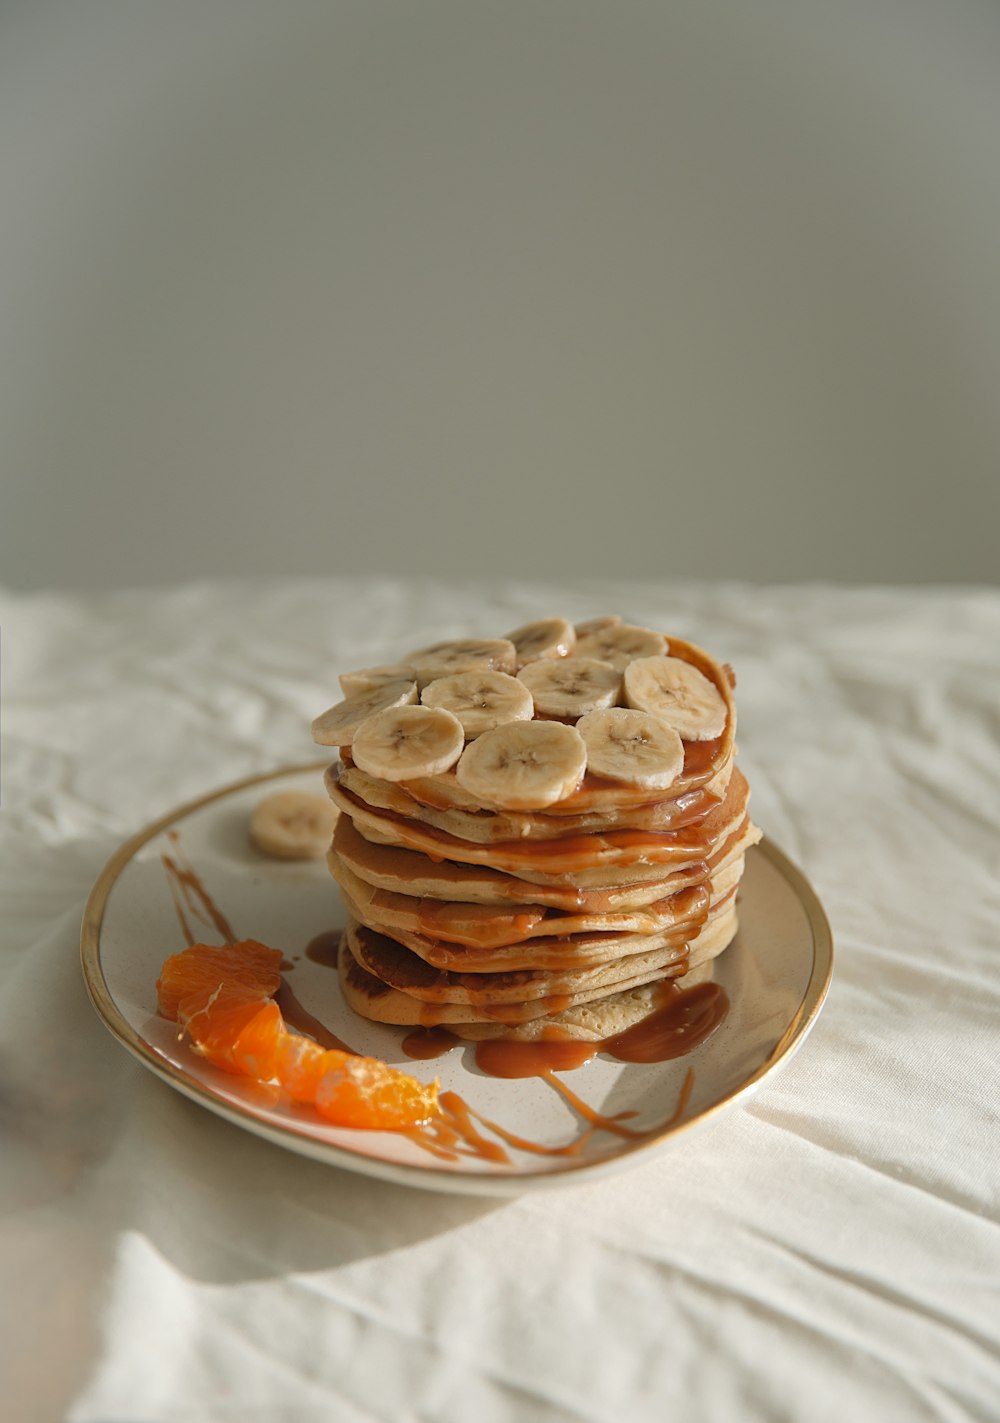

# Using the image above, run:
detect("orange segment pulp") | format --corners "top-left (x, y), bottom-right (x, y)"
top-left (179, 983), bottom-right (284, 1074)
top-left (314, 1050), bottom-right (439, 1129)
top-left (157, 940), bottom-right (283, 1021)
top-left (274, 1034), bottom-right (328, 1103)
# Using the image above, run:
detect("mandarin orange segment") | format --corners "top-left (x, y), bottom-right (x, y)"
top-left (228, 1000), bottom-right (288, 1080)
top-left (314, 1050), bottom-right (440, 1129)
top-left (158, 939), bottom-right (440, 1129)
top-left (179, 982), bottom-right (282, 1074)
top-left (157, 940), bottom-right (283, 1021)
top-left (274, 1034), bottom-right (329, 1103)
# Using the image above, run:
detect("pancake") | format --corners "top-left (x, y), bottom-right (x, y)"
top-left (344, 917), bottom-right (698, 1005)
top-left (329, 811), bottom-right (717, 911)
top-left (339, 906), bottom-right (739, 1028)
top-left (339, 889), bottom-right (709, 974)
top-left (330, 855), bottom-right (713, 951)
top-left (326, 766), bottom-right (750, 889)
top-left (336, 760), bottom-right (732, 841)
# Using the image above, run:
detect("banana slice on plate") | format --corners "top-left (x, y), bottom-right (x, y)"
top-left (339, 663), bottom-right (416, 697)
top-left (624, 656), bottom-right (727, 740)
top-left (420, 670), bottom-right (534, 738)
top-left (517, 657), bottom-right (621, 718)
top-left (456, 721), bottom-right (588, 810)
top-left (352, 704), bottom-right (466, 781)
top-left (504, 617), bottom-right (576, 667)
top-left (312, 679), bottom-right (418, 747)
top-left (573, 621), bottom-right (668, 669)
top-left (249, 791), bottom-right (338, 860)
top-left (406, 638), bottom-right (517, 685)
top-left (576, 708), bottom-right (684, 789)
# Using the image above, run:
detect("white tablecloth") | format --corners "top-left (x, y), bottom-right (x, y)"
top-left (3, 578), bottom-right (998, 1423)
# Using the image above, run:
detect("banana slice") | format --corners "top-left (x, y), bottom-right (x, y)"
top-left (249, 791), bottom-right (338, 860)
top-left (455, 721), bottom-right (587, 810)
top-left (312, 679), bottom-right (417, 747)
top-left (573, 621), bottom-right (667, 669)
top-left (339, 663), bottom-right (416, 698)
top-left (576, 708), bottom-right (684, 789)
top-left (516, 657), bottom-right (621, 719)
top-left (406, 638), bottom-right (517, 685)
top-left (420, 670), bottom-right (534, 738)
top-left (624, 656), bottom-right (727, 741)
top-left (504, 617), bottom-right (576, 667)
top-left (352, 704), bottom-right (465, 781)
top-left (574, 614), bottom-right (621, 636)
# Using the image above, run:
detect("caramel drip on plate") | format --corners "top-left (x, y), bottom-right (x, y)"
top-left (401, 1027), bottom-right (461, 1060)
top-left (474, 1038), bottom-right (597, 1077)
top-left (403, 1069), bottom-right (696, 1165)
top-left (540, 1071), bottom-right (645, 1139)
top-left (160, 831), bottom-right (238, 945)
top-left (604, 981), bottom-right (729, 1062)
top-left (304, 930), bottom-right (343, 969)
top-left (274, 980), bottom-right (356, 1054)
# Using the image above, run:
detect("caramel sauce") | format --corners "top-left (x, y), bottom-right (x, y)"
top-left (397, 780), bottom-right (467, 812)
top-left (462, 1114), bottom-right (600, 1159)
top-left (563, 771), bottom-right (691, 809)
top-left (400, 1027), bottom-right (460, 1059)
top-left (404, 1092), bottom-right (511, 1164)
top-left (403, 903), bottom-right (544, 949)
top-left (543, 992), bottom-right (573, 1015)
top-left (433, 1092), bottom-right (510, 1164)
top-left (603, 982), bottom-right (729, 1062)
top-left (274, 980), bottom-right (356, 1054)
top-left (404, 1072), bottom-right (694, 1166)
top-left (161, 831), bottom-right (238, 945)
top-left (304, 929), bottom-right (343, 969)
top-left (542, 1071), bottom-right (646, 1139)
top-left (681, 737), bottom-right (722, 779)
top-left (474, 1038), bottom-right (596, 1077)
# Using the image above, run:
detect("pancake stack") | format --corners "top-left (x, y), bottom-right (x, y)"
top-left (312, 617), bottom-right (759, 1043)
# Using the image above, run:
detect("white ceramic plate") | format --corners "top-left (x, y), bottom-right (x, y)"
top-left (82, 764), bottom-right (833, 1195)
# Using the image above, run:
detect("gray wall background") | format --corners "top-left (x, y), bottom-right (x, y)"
top-left (2, 0), bottom-right (998, 591)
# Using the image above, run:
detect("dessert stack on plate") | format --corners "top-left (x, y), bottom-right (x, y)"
top-left (312, 617), bottom-right (760, 1042)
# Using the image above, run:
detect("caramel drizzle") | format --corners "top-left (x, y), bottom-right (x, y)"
top-left (406, 1068), bottom-right (695, 1165)
top-left (275, 980), bottom-right (356, 1055)
top-left (540, 1071), bottom-right (645, 1139)
top-left (160, 830), bottom-right (238, 945)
